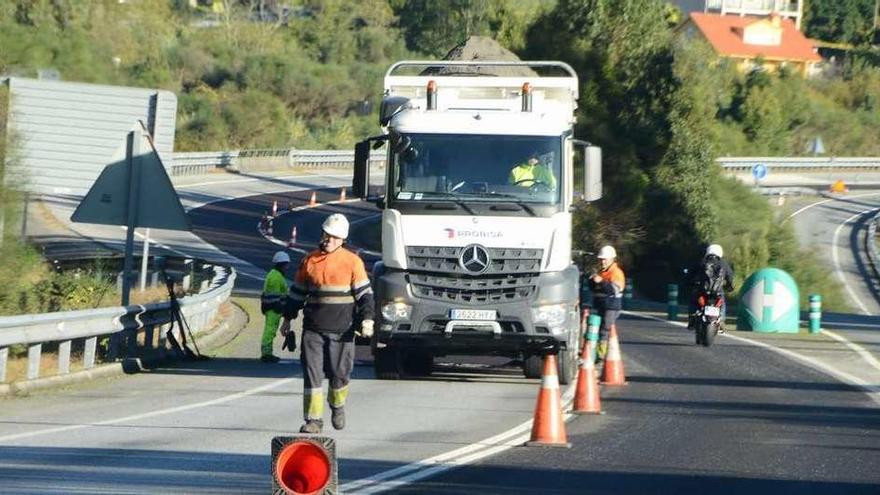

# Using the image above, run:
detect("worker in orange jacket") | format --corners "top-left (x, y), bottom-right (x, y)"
top-left (590, 245), bottom-right (625, 367)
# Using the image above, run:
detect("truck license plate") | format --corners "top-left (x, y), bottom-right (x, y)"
top-left (449, 309), bottom-right (496, 321)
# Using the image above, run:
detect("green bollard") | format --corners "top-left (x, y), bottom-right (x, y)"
top-left (667, 283), bottom-right (679, 321)
top-left (623, 279), bottom-right (633, 310)
top-left (809, 294), bottom-right (822, 334)
top-left (586, 314), bottom-right (601, 364)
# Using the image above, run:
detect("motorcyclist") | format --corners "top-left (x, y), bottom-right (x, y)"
top-left (687, 244), bottom-right (734, 333)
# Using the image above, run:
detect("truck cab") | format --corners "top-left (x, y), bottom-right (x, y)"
top-left (353, 61), bottom-right (602, 383)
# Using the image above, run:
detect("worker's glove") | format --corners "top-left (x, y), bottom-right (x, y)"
top-left (358, 319), bottom-right (374, 338)
top-left (279, 318), bottom-right (291, 336)
top-left (282, 331), bottom-right (297, 352)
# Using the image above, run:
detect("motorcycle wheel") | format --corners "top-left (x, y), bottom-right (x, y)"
top-left (703, 322), bottom-right (717, 347)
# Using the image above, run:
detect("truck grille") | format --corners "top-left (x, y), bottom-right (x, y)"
top-left (406, 246), bottom-right (542, 303)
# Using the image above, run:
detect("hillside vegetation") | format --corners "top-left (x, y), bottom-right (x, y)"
top-left (3, 0), bottom-right (879, 312)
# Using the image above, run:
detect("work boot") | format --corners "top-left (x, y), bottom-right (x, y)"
top-left (260, 354), bottom-right (280, 363)
top-left (299, 419), bottom-right (323, 434)
top-left (331, 406), bottom-right (346, 430)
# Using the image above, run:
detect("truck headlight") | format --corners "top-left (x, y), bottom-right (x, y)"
top-left (531, 304), bottom-right (567, 327)
top-left (381, 301), bottom-right (412, 322)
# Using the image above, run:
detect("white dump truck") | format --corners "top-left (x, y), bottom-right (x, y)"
top-left (352, 61), bottom-right (602, 383)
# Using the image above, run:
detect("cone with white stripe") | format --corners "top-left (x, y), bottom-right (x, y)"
top-left (339, 188), bottom-right (346, 201)
top-left (288, 226), bottom-right (297, 248)
top-left (572, 339), bottom-right (602, 415)
top-left (272, 200), bottom-right (278, 217)
top-left (601, 324), bottom-right (627, 386)
top-left (525, 353), bottom-right (571, 448)
top-left (309, 191), bottom-right (317, 207)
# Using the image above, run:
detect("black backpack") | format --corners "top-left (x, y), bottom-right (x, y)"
top-left (700, 260), bottom-right (725, 296)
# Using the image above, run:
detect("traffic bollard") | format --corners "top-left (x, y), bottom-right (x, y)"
top-left (586, 314), bottom-right (601, 365)
top-left (809, 294), bottom-right (822, 334)
top-left (623, 279), bottom-right (633, 309)
top-left (667, 283), bottom-right (678, 321)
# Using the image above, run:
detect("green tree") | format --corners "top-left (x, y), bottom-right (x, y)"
top-left (804, 0), bottom-right (876, 45)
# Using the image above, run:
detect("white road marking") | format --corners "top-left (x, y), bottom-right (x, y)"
top-left (823, 329), bottom-right (880, 374)
top-left (0, 378), bottom-right (295, 443)
top-left (831, 209), bottom-right (878, 315)
top-left (625, 311), bottom-right (880, 408)
top-left (342, 385), bottom-right (576, 494)
top-left (783, 191), bottom-right (880, 223)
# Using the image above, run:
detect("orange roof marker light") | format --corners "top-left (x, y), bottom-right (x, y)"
top-left (426, 80), bottom-right (437, 110)
top-left (521, 82), bottom-right (532, 112)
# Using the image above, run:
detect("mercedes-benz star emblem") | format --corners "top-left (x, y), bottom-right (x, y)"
top-left (459, 244), bottom-right (490, 274)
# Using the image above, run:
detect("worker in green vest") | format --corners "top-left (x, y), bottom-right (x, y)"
top-left (508, 153), bottom-right (556, 190)
top-left (260, 251), bottom-right (291, 363)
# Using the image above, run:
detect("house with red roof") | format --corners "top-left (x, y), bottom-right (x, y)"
top-left (680, 11), bottom-right (822, 77)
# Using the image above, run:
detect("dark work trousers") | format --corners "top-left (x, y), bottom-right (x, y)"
top-left (597, 308), bottom-right (620, 360)
top-left (301, 329), bottom-right (355, 421)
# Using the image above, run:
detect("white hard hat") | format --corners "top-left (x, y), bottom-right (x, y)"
top-left (597, 245), bottom-right (617, 260)
top-left (322, 213), bottom-right (350, 239)
top-left (706, 244), bottom-right (723, 258)
top-left (272, 251), bottom-right (291, 264)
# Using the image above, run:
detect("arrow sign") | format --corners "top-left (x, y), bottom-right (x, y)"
top-left (741, 279), bottom-right (796, 324)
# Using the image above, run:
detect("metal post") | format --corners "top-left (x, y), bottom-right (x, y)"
top-left (809, 294), bottom-right (822, 334)
top-left (58, 340), bottom-right (71, 375)
top-left (27, 343), bottom-right (42, 380)
top-left (0, 347), bottom-right (8, 383)
top-left (623, 279), bottom-right (633, 309)
top-left (667, 283), bottom-right (679, 321)
top-left (83, 336), bottom-right (97, 369)
top-left (139, 228), bottom-right (150, 291)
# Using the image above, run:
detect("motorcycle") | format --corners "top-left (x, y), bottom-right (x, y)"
top-left (694, 292), bottom-right (723, 347)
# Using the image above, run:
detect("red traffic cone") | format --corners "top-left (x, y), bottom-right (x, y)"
top-left (525, 354), bottom-right (571, 448)
top-left (272, 436), bottom-right (337, 494)
top-left (272, 200), bottom-right (278, 217)
top-left (288, 226), bottom-right (297, 248)
top-left (309, 191), bottom-right (317, 207)
top-left (339, 188), bottom-right (346, 202)
top-left (601, 324), bottom-right (627, 386)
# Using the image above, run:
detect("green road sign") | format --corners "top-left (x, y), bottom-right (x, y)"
top-left (737, 268), bottom-right (800, 333)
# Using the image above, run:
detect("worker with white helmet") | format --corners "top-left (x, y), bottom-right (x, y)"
top-left (687, 243), bottom-right (735, 333)
top-left (284, 213), bottom-right (375, 434)
top-left (259, 250), bottom-right (292, 363)
top-left (590, 245), bottom-right (626, 367)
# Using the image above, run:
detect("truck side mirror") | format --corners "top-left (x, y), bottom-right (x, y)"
top-left (353, 140), bottom-right (371, 200)
top-left (584, 146), bottom-right (602, 202)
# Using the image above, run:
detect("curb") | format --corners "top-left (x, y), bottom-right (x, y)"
top-left (0, 302), bottom-right (245, 399)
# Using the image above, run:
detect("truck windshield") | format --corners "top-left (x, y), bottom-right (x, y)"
top-left (391, 133), bottom-right (562, 204)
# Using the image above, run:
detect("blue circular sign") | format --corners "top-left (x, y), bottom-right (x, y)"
top-left (752, 164), bottom-right (768, 181)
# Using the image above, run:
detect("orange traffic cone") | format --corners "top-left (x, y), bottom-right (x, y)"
top-left (272, 436), bottom-right (337, 494)
top-left (572, 340), bottom-right (602, 415)
top-left (339, 188), bottom-right (346, 201)
top-left (309, 191), bottom-right (317, 207)
top-left (601, 324), bottom-right (627, 386)
top-left (525, 354), bottom-right (571, 448)
top-left (830, 180), bottom-right (849, 194)
top-left (288, 226), bottom-right (297, 248)
top-left (272, 200), bottom-right (278, 217)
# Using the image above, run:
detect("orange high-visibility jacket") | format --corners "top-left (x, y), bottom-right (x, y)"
top-left (288, 247), bottom-right (374, 333)
top-left (592, 262), bottom-right (625, 310)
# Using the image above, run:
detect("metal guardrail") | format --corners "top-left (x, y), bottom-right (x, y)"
top-left (0, 265), bottom-right (236, 384)
top-left (865, 211), bottom-right (880, 287)
top-left (170, 148), bottom-right (386, 176)
top-left (718, 157), bottom-right (880, 172)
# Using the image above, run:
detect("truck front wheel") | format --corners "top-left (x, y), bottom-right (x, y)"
top-left (522, 349), bottom-right (577, 385)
